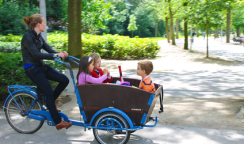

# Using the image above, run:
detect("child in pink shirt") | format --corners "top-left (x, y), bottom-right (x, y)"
top-left (77, 56), bottom-right (108, 84)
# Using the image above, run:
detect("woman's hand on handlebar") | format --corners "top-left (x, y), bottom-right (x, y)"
top-left (58, 51), bottom-right (69, 59)
top-left (62, 51), bottom-right (68, 57)
top-left (58, 52), bottom-right (65, 59)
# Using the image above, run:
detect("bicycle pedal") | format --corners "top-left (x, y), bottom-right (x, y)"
top-left (66, 124), bottom-right (72, 129)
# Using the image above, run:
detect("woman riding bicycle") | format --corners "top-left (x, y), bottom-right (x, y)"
top-left (22, 14), bottom-right (72, 130)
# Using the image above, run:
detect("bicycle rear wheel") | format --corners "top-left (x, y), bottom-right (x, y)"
top-left (5, 92), bottom-right (44, 134)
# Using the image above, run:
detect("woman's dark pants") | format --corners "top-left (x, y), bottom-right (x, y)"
top-left (25, 64), bottom-right (69, 125)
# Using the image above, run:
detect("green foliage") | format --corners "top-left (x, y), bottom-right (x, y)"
top-left (0, 42), bottom-right (21, 53)
top-left (127, 14), bottom-right (138, 37)
top-left (102, 0), bottom-right (164, 37)
top-left (0, 2), bottom-right (39, 35)
top-left (46, 31), bottom-right (68, 51)
top-left (46, 0), bottom-right (68, 20)
top-left (0, 32), bottom-right (160, 59)
top-left (133, 3), bottom-right (157, 37)
top-left (2, 0), bottom-right (68, 20)
top-left (0, 0), bottom-right (68, 36)
top-left (232, 2), bottom-right (244, 29)
top-left (82, 0), bottom-right (113, 33)
top-left (82, 34), bottom-right (160, 59)
top-left (101, 8), bottom-right (128, 35)
top-left (113, 37), bottom-right (159, 59)
top-left (178, 0), bottom-right (240, 29)
top-left (0, 52), bottom-right (66, 100)
top-left (0, 34), bottom-right (22, 42)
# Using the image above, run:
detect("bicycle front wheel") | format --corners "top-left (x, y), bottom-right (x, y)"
top-left (93, 112), bottom-right (131, 144)
top-left (5, 92), bottom-right (44, 134)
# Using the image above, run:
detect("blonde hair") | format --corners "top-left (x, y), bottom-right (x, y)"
top-left (138, 60), bottom-right (153, 75)
top-left (90, 53), bottom-right (101, 68)
top-left (23, 14), bottom-right (43, 28)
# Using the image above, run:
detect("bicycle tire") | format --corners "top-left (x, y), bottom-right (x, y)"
top-left (93, 112), bottom-right (131, 144)
top-left (5, 92), bottom-right (44, 134)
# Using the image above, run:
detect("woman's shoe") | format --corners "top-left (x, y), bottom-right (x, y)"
top-left (56, 121), bottom-right (72, 130)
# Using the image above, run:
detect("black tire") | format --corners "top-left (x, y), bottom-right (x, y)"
top-left (5, 92), bottom-right (44, 134)
top-left (93, 112), bottom-right (131, 144)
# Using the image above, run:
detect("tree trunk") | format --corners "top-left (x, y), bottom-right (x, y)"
top-left (168, 23), bottom-right (171, 40)
top-left (206, 20), bottom-right (209, 58)
top-left (176, 19), bottom-right (179, 39)
top-left (169, 2), bottom-right (175, 45)
top-left (165, 17), bottom-right (170, 43)
top-left (132, 31), bottom-right (134, 37)
top-left (214, 29), bottom-right (219, 39)
top-left (221, 27), bottom-right (223, 42)
top-left (39, 0), bottom-right (47, 42)
top-left (226, 8), bottom-right (231, 43)
top-left (196, 27), bottom-right (199, 37)
top-left (184, 18), bottom-right (188, 50)
top-left (68, 0), bottom-right (82, 58)
top-left (155, 18), bottom-right (158, 37)
top-left (237, 27), bottom-right (240, 37)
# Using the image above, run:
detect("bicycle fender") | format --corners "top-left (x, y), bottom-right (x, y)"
top-left (3, 89), bottom-right (38, 112)
top-left (89, 108), bottom-right (134, 129)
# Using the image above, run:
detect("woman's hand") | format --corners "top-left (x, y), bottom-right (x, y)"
top-left (58, 51), bottom-right (69, 59)
top-left (107, 70), bottom-right (110, 77)
top-left (62, 51), bottom-right (68, 58)
top-left (58, 52), bottom-right (65, 59)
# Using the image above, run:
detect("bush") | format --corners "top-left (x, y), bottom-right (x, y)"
top-left (82, 34), bottom-right (159, 59)
top-left (0, 52), bottom-right (66, 101)
top-left (0, 32), bottom-right (160, 59)
top-left (47, 31), bottom-right (68, 51)
top-left (0, 42), bottom-right (21, 53)
top-left (0, 34), bottom-right (22, 42)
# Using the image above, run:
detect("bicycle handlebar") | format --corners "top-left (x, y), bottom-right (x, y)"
top-left (54, 56), bottom-right (80, 85)
top-left (54, 56), bottom-right (80, 65)
top-left (54, 57), bottom-right (64, 64)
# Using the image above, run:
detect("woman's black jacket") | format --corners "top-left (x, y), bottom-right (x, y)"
top-left (21, 29), bottom-right (59, 65)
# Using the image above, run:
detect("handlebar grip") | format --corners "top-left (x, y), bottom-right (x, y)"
top-left (54, 57), bottom-right (64, 64)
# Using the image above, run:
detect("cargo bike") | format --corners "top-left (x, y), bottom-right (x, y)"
top-left (3, 56), bottom-right (164, 144)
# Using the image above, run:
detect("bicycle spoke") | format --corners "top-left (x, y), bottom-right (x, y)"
top-left (9, 104), bottom-right (20, 111)
top-left (18, 96), bottom-right (28, 110)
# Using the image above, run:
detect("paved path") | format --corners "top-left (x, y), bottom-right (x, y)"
top-left (176, 37), bottom-right (244, 63)
top-left (0, 111), bottom-right (244, 144)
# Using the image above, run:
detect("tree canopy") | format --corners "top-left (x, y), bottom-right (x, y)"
top-left (0, 0), bottom-right (244, 39)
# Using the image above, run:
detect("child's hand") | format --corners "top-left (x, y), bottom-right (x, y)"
top-left (103, 69), bottom-right (108, 76)
top-left (107, 70), bottom-right (110, 77)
